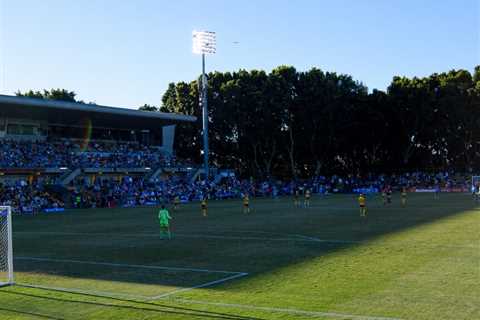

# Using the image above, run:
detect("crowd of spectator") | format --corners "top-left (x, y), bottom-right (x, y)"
top-left (308, 172), bottom-right (471, 194)
top-left (1, 172), bottom-right (475, 213)
top-left (0, 140), bottom-right (174, 169)
top-left (69, 176), bottom-right (243, 209)
top-left (0, 179), bottom-right (64, 214)
top-left (0, 139), bottom-right (475, 214)
top-left (65, 171), bottom-right (473, 209)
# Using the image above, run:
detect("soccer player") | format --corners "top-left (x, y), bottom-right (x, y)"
top-left (434, 183), bottom-right (441, 200)
top-left (242, 194), bottom-right (250, 214)
top-left (401, 187), bottom-right (407, 207)
top-left (158, 205), bottom-right (172, 239)
top-left (474, 184), bottom-right (480, 203)
top-left (381, 187), bottom-right (387, 206)
top-left (386, 186), bottom-right (392, 204)
top-left (304, 189), bottom-right (311, 208)
top-left (358, 193), bottom-right (367, 217)
top-left (201, 197), bottom-right (208, 217)
top-left (293, 188), bottom-right (300, 207)
top-left (173, 196), bottom-right (180, 211)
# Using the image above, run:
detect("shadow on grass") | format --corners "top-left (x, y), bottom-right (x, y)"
top-left (0, 306), bottom-right (65, 320)
top-left (7, 193), bottom-right (480, 294)
top-left (1, 287), bottom-right (265, 320)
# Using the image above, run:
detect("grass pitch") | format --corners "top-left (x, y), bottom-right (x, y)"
top-left (1, 193), bottom-right (479, 319)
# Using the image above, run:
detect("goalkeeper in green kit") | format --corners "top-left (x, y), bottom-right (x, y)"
top-left (158, 204), bottom-right (172, 239)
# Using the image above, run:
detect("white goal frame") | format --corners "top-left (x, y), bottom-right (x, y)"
top-left (0, 206), bottom-right (14, 287)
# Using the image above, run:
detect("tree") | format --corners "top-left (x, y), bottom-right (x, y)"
top-left (161, 82), bottom-right (201, 162)
top-left (16, 89), bottom-right (77, 102)
top-left (20, 66), bottom-right (478, 177)
top-left (138, 104), bottom-right (158, 111)
top-left (161, 65), bottom-right (478, 177)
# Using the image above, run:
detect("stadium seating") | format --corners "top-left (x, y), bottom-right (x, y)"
top-left (0, 140), bottom-right (173, 169)
top-left (0, 139), bottom-right (472, 213)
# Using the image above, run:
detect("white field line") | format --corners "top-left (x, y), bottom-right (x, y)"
top-left (15, 231), bottom-right (479, 249)
top-left (16, 276), bottom-right (403, 320)
top-left (198, 229), bottom-right (310, 238)
top-left (147, 272), bottom-right (249, 300)
top-left (15, 256), bottom-right (243, 275)
top-left (15, 231), bottom-right (356, 244)
top-left (17, 283), bottom-right (405, 320)
top-left (18, 283), bottom-right (150, 300)
top-left (14, 257), bottom-right (249, 301)
top-left (178, 233), bottom-right (357, 244)
top-left (169, 298), bottom-right (404, 320)
top-left (290, 234), bottom-right (480, 249)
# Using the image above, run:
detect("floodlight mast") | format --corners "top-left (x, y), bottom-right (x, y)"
top-left (193, 30), bottom-right (216, 179)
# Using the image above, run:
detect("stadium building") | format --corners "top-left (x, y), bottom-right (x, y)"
top-left (0, 95), bottom-right (197, 199)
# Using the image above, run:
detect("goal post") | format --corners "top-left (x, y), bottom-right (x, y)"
top-left (0, 206), bottom-right (14, 287)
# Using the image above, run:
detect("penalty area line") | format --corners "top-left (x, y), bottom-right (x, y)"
top-left (15, 256), bottom-right (243, 275)
top-left (14, 256), bottom-right (249, 301)
top-left (16, 283), bottom-right (150, 300)
top-left (147, 272), bottom-right (249, 300)
top-left (15, 231), bottom-right (355, 244)
top-left (15, 231), bottom-right (477, 249)
top-left (169, 298), bottom-right (404, 320)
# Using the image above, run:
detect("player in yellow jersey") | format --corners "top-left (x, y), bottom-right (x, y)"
top-left (201, 197), bottom-right (208, 217)
top-left (173, 196), bottom-right (180, 211)
top-left (304, 189), bottom-right (311, 208)
top-left (293, 188), bottom-right (300, 207)
top-left (242, 194), bottom-right (250, 214)
top-left (386, 186), bottom-right (392, 204)
top-left (358, 193), bottom-right (367, 217)
top-left (401, 187), bottom-right (407, 207)
top-left (434, 184), bottom-right (441, 200)
top-left (381, 187), bottom-right (387, 206)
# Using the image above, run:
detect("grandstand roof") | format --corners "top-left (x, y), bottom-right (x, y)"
top-left (0, 95), bottom-right (196, 129)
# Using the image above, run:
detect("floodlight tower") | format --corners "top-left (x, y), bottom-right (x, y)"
top-left (193, 30), bottom-right (216, 179)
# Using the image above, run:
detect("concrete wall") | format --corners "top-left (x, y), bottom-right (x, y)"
top-left (0, 117), bottom-right (5, 138)
top-left (0, 117), bottom-right (47, 140)
top-left (162, 125), bottom-right (176, 155)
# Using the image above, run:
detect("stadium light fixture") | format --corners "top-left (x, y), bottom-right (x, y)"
top-left (193, 30), bottom-right (216, 179)
top-left (193, 30), bottom-right (216, 55)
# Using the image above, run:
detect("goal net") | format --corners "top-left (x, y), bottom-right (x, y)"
top-left (0, 206), bottom-right (14, 287)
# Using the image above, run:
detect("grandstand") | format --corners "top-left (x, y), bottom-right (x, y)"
top-left (0, 94), bottom-right (196, 213)
top-left (0, 94), bottom-right (195, 152)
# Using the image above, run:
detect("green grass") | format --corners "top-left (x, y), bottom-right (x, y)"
top-left (1, 193), bottom-right (479, 319)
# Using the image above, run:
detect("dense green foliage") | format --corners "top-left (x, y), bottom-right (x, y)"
top-left (15, 89), bottom-right (97, 105)
top-left (15, 67), bottom-right (480, 178)
top-left (138, 104), bottom-right (159, 112)
top-left (16, 89), bottom-right (78, 103)
top-left (160, 66), bottom-right (480, 178)
top-left (2, 194), bottom-right (479, 319)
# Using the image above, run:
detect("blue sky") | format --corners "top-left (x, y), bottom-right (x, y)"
top-left (0, 0), bottom-right (478, 108)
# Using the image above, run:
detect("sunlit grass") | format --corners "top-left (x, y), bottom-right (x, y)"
top-left (0, 193), bottom-right (478, 319)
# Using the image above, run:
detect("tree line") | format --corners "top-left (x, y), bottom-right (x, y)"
top-left (159, 66), bottom-right (480, 179)
top-left (16, 88), bottom-right (96, 105)
top-left (16, 66), bottom-right (480, 179)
